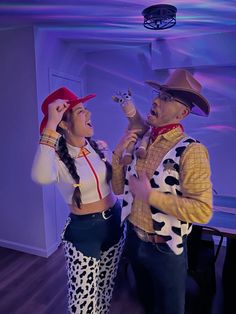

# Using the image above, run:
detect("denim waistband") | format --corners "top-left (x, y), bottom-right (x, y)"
top-left (69, 199), bottom-right (120, 221)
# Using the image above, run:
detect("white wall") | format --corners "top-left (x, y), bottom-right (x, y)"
top-left (0, 26), bottom-right (90, 257)
top-left (86, 45), bottom-right (153, 148)
top-left (0, 27), bottom-right (47, 255)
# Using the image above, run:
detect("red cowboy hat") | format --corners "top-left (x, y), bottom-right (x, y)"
top-left (145, 69), bottom-right (210, 116)
top-left (40, 87), bottom-right (96, 134)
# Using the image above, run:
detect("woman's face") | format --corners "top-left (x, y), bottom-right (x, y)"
top-left (66, 102), bottom-right (94, 138)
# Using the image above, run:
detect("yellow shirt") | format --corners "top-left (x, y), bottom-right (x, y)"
top-left (112, 127), bottom-right (213, 232)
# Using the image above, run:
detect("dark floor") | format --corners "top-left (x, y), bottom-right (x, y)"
top-left (0, 243), bottom-right (226, 314)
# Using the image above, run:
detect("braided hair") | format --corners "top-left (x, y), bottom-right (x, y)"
top-left (56, 112), bottom-right (112, 208)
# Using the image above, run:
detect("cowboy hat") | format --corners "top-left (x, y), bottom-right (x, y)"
top-left (145, 69), bottom-right (210, 116)
top-left (40, 87), bottom-right (96, 134)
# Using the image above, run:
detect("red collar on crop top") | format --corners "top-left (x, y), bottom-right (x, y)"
top-left (150, 123), bottom-right (184, 142)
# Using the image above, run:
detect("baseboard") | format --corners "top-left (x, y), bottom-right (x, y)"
top-left (0, 239), bottom-right (59, 258)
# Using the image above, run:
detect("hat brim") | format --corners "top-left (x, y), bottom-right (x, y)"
top-left (67, 93), bottom-right (96, 109)
top-left (145, 81), bottom-right (210, 117)
top-left (40, 93), bottom-right (96, 134)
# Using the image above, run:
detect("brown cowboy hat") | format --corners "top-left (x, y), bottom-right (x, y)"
top-left (40, 87), bottom-right (96, 134)
top-left (145, 69), bottom-right (210, 116)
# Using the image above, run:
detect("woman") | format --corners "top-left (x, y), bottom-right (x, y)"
top-left (31, 87), bottom-right (125, 314)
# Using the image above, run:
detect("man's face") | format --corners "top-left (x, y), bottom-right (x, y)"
top-left (147, 91), bottom-right (189, 127)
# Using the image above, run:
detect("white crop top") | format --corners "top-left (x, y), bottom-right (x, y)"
top-left (31, 141), bottom-right (111, 205)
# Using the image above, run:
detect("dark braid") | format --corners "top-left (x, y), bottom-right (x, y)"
top-left (87, 137), bottom-right (112, 183)
top-left (57, 136), bottom-right (82, 208)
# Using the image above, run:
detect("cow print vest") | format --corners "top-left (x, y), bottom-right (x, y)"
top-left (122, 136), bottom-right (199, 255)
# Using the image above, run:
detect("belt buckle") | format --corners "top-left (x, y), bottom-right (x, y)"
top-left (134, 227), bottom-right (149, 242)
top-left (102, 209), bottom-right (112, 220)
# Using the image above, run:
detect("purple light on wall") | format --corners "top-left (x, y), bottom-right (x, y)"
top-left (204, 125), bottom-right (236, 132)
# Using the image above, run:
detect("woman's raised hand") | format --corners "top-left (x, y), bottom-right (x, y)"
top-left (46, 99), bottom-right (70, 130)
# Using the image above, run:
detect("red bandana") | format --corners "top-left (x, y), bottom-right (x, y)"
top-left (150, 124), bottom-right (183, 142)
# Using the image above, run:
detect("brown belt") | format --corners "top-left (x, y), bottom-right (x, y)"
top-left (133, 225), bottom-right (166, 244)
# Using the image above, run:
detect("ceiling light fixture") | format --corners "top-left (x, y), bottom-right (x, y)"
top-left (142, 4), bottom-right (177, 30)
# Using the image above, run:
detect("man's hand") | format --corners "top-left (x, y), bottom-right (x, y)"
top-left (113, 129), bottom-right (139, 158)
top-left (129, 171), bottom-right (152, 203)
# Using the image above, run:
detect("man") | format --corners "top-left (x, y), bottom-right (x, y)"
top-left (111, 69), bottom-right (213, 314)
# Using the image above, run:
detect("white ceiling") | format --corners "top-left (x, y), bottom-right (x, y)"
top-left (1, 0), bottom-right (236, 51)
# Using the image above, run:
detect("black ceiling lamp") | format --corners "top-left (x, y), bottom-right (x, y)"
top-left (142, 4), bottom-right (177, 30)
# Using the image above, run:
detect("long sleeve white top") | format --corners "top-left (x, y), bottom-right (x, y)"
top-left (31, 140), bottom-right (111, 205)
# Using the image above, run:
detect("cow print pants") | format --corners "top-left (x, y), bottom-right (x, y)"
top-left (62, 202), bottom-right (126, 314)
